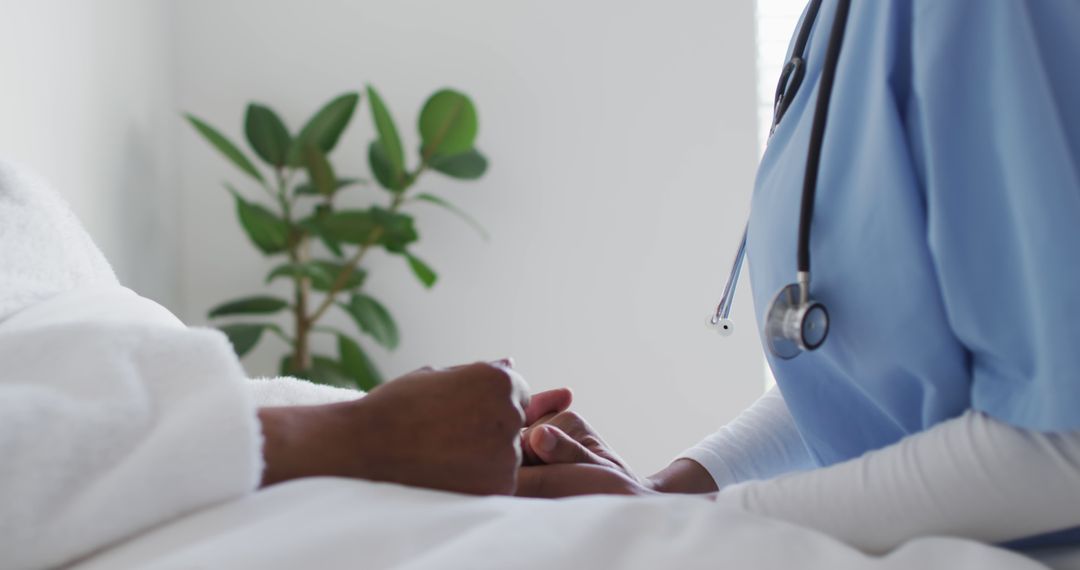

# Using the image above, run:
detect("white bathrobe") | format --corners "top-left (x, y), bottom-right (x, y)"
top-left (0, 160), bottom-right (358, 569)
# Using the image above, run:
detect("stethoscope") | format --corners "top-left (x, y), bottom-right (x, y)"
top-left (708, 0), bottom-right (852, 359)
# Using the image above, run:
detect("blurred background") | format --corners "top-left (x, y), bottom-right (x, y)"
top-left (0, 0), bottom-right (803, 473)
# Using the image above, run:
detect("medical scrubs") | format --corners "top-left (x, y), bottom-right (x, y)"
top-left (747, 0), bottom-right (1080, 543)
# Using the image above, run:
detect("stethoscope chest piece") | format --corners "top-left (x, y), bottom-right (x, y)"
top-left (764, 282), bottom-right (830, 359)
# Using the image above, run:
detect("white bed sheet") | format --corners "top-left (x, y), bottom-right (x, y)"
top-left (72, 478), bottom-right (1071, 570)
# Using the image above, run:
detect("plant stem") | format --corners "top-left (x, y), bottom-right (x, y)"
top-left (306, 227), bottom-right (383, 325)
top-left (294, 157), bottom-right (429, 368)
top-left (303, 170), bottom-right (420, 326)
top-left (276, 168), bottom-right (312, 373)
top-left (293, 236), bottom-right (311, 371)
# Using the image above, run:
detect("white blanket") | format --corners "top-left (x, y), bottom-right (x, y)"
top-left (72, 478), bottom-right (1048, 570)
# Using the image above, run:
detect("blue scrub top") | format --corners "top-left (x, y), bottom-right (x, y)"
top-left (751, 0), bottom-right (1080, 473)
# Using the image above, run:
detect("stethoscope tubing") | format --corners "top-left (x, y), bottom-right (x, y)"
top-left (797, 0), bottom-right (852, 274)
top-left (711, 0), bottom-right (852, 358)
top-left (712, 225), bottom-right (747, 323)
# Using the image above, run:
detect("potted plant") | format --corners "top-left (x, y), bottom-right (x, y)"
top-left (185, 86), bottom-right (489, 389)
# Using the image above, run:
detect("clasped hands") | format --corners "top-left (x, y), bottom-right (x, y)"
top-left (259, 361), bottom-right (715, 498)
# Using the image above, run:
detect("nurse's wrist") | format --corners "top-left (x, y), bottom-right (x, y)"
top-left (646, 458), bottom-right (719, 494)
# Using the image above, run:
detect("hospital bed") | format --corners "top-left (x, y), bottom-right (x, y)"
top-left (73, 478), bottom-right (1080, 570)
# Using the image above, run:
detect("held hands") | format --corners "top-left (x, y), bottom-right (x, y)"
top-left (259, 361), bottom-right (573, 495)
top-left (516, 406), bottom-right (720, 498)
top-left (516, 410), bottom-right (658, 497)
top-left (258, 361), bottom-right (713, 498)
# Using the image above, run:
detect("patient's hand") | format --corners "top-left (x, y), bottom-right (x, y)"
top-left (259, 362), bottom-right (571, 495)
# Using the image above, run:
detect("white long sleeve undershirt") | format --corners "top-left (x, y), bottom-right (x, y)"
top-left (680, 389), bottom-right (1080, 554)
top-left (678, 388), bottom-right (817, 488)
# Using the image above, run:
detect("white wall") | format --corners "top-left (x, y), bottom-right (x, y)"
top-left (174, 0), bottom-right (764, 472)
top-left (0, 0), bottom-right (179, 306)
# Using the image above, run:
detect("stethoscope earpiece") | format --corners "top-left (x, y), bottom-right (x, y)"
top-left (707, 315), bottom-right (735, 337)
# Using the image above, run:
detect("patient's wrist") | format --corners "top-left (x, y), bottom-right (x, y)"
top-left (257, 403), bottom-right (355, 487)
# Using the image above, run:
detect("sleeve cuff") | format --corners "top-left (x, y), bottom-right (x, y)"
top-left (248, 377), bottom-right (364, 408)
top-left (675, 446), bottom-right (742, 490)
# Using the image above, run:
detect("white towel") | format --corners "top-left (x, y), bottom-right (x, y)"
top-left (0, 160), bottom-right (360, 569)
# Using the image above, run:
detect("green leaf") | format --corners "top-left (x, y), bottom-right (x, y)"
top-left (219, 323), bottom-right (270, 357)
top-left (295, 177), bottom-right (363, 196)
top-left (230, 187), bottom-right (289, 254)
top-left (404, 252), bottom-right (438, 288)
top-left (414, 193), bottom-right (489, 240)
top-left (286, 92), bottom-right (360, 166)
top-left (280, 355), bottom-right (356, 388)
top-left (310, 260), bottom-right (366, 291)
top-left (319, 234), bottom-right (345, 258)
top-left (368, 141), bottom-right (406, 192)
top-left (265, 260), bottom-right (365, 292)
top-left (429, 148), bottom-right (488, 179)
top-left (244, 104), bottom-right (292, 167)
top-left (340, 293), bottom-right (399, 350)
top-left (319, 209), bottom-right (378, 244)
top-left (309, 356), bottom-right (357, 388)
top-left (186, 114), bottom-right (264, 182)
top-left (418, 89), bottom-right (478, 158)
top-left (298, 213), bottom-right (346, 258)
top-left (279, 355), bottom-right (295, 376)
top-left (208, 295), bottom-right (289, 318)
top-left (265, 261), bottom-right (336, 289)
top-left (337, 334), bottom-right (382, 391)
top-left (303, 144), bottom-right (336, 197)
top-left (316, 207), bottom-right (416, 250)
top-left (366, 85), bottom-right (406, 187)
top-left (371, 207), bottom-right (418, 252)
